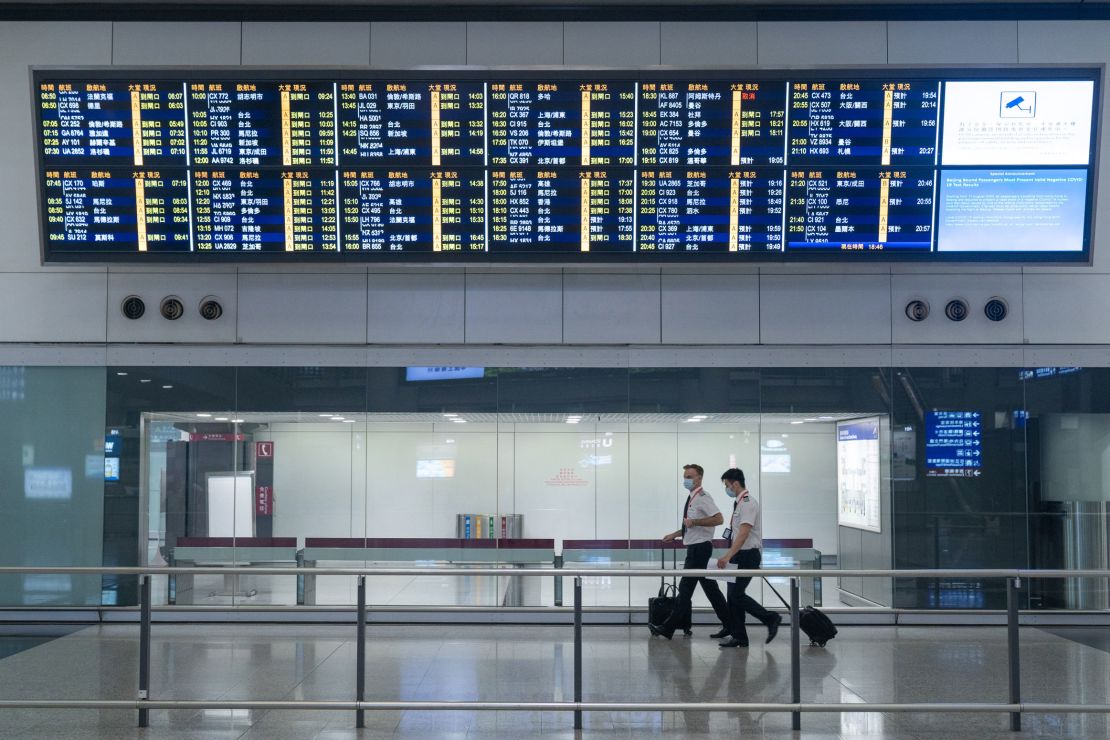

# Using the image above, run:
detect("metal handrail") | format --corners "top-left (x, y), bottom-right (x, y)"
top-left (4, 565), bottom-right (1109, 577)
top-left (3, 565), bottom-right (1108, 733)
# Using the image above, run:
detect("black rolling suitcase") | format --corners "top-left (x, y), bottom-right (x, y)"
top-left (763, 579), bottom-right (838, 647)
top-left (647, 543), bottom-right (692, 635)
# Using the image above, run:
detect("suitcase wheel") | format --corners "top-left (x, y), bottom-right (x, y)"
top-left (683, 629), bottom-right (693, 636)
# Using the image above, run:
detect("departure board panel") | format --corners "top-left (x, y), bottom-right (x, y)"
top-left (33, 67), bottom-right (1101, 262)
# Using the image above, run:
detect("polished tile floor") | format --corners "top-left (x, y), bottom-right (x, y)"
top-left (0, 622), bottom-right (1106, 738)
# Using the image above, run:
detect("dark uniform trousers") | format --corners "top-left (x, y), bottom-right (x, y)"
top-left (660, 540), bottom-right (731, 629)
top-left (727, 547), bottom-right (776, 643)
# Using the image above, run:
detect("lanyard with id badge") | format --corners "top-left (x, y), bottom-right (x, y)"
top-left (721, 499), bottom-right (738, 544)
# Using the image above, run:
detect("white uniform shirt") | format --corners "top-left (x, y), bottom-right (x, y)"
top-left (729, 490), bottom-right (762, 550)
top-left (681, 488), bottom-right (720, 545)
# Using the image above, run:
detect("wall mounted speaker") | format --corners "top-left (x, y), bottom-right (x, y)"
top-left (121, 295), bottom-right (145, 320)
top-left (199, 297), bottom-right (223, 321)
top-left (160, 296), bottom-right (184, 321)
top-left (945, 299), bottom-right (969, 322)
top-left (984, 297), bottom-right (1008, 322)
top-left (905, 299), bottom-right (930, 322)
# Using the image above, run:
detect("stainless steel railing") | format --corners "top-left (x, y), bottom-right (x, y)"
top-left (2, 565), bottom-right (1110, 733)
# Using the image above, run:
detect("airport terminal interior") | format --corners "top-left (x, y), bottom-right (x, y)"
top-left (6, 1), bottom-right (1110, 738)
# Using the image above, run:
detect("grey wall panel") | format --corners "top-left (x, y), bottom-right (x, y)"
top-left (0, 22), bottom-right (112, 273)
top-left (237, 273), bottom-right (368, 344)
top-left (760, 274), bottom-right (892, 344)
top-left (243, 23), bottom-right (369, 65)
top-left (563, 23), bottom-right (660, 66)
top-left (1024, 274), bottom-right (1110, 344)
top-left (371, 22), bottom-right (467, 66)
top-left (0, 273), bottom-right (106, 342)
top-left (108, 344), bottom-right (369, 366)
top-left (660, 274), bottom-right (758, 345)
top-left (0, 345), bottom-right (108, 366)
top-left (367, 273), bottom-right (464, 344)
top-left (112, 23), bottom-right (241, 65)
top-left (893, 346), bottom-right (1024, 367)
top-left (7, 341), bottom-right (1110, 368)
top-left (563, 274), bottom-right (661, 344)
top-left (891, 274), bottom-right (1023, 344)
top-left (631, 345), bottom-right (894, 367)
top-left (466, 23), bottom-right (563, 65)
top-left (106, 273), bottom-right (236, 343)
top-left (888, 21), bottom-right (1017, 64)
top-left (1018, 21), bottom-right (1110, 63)
top-left (464, 273), bottom-right (562, 344)
top-left (1023, 346), bottom-right (1110, 367)
top-left (756, 22), bottom-right (887, 66)
top-left (660, 23), bottom-right (758, 66)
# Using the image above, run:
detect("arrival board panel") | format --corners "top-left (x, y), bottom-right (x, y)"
top-left (32, 68), bottom-right (1100, 262)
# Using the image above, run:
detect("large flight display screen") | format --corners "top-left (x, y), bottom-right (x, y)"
top-left (32, 67), bottom-right (1101, 262)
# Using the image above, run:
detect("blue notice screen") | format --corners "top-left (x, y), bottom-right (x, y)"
top-left (937, 170), bottom-right (1087, 253)
top-left (925, 411), bottom-right (982, 477)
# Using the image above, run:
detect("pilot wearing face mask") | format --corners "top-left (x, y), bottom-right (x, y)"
top-left (650, 463), bottom-right (731, 640)
top-left (715, 467), bottom-right (782, 648)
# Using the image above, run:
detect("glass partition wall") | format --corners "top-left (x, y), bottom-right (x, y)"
top-left (0, 364), bottom-right (1087, 612)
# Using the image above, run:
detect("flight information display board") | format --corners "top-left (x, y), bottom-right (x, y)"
top-left (33, 67), bottom-right (1101, 262)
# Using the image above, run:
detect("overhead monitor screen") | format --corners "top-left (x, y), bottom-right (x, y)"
top-left (32, 67), bottom-right (1100, 263)
top-left (837, 417), bottom-right (882, 533)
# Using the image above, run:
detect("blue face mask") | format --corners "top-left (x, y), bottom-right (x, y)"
top-left (682, 478), bottom-right (695, 491)
top-left (725, 486), bottom-right (737, 499)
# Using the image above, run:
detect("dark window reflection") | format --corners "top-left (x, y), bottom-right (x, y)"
top-left (105, 367), bottom-right (237, 605)
top-left (892, 368), bottom-right (1026, 609)
top-left (497, 368), bottom-right (628, 414)
top-left (1025, 367), bottom-right (1110, 610)
top-left (629, 368), bottom-right (758, 413)
top-left (236, 367), bottom-right (367, 413)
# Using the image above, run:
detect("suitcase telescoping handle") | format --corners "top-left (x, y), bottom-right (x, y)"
top-left (761, 577), bottom-right (792, 610)
top-left (659, 540), bottom-right (679, 590)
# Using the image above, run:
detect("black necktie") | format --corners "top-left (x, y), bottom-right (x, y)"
top-left (681, 495), bottom-right (691, 536)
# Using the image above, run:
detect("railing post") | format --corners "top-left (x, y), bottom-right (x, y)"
top-left (573, 575), bottom-right (583, 731)
top-left (1008, 576), bottom-right (1021, 732)
top-left (356, 575), bottom-right (366, 729)
top-left (790, 576), bottom-right (801, 732)
top-left (138, 574), bottom-right (151, 728)
top-left (554, 554), bottom-right (563, 607)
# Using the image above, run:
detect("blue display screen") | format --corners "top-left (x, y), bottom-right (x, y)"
top-left (405, 367), bottom-right (485, 381)
top-left (925, 411), bottom-right (982, 478)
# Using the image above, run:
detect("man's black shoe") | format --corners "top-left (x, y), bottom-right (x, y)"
top-left (709, 627), bottom-right (730, 639)
top-left (649, 623), bottom-right (674, 640)
top-left (718, 637), bottom-right (749, 648)
top-left (766, 613), bottom-right (783, 644)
